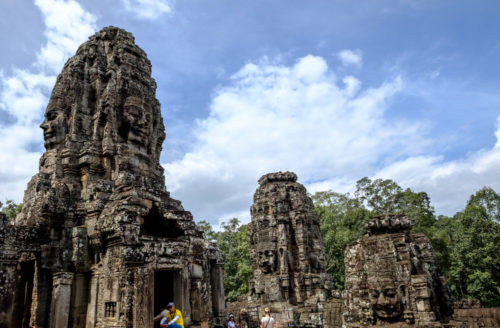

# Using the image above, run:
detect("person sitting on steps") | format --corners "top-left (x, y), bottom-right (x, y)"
top-left (160, 302), bottom-right (184, 328)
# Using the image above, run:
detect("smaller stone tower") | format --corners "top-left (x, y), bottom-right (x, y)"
top-left (344, 213), bottom-right (453, 327)
top-left (248, 171), bottom-right (333, 326)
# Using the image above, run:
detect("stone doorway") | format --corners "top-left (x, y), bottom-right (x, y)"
top-left (12, 261), bottom-right (35, 328)
top-left (154, 270), bottom-right (182, 328)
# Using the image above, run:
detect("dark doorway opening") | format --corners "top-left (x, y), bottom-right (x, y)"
top-left (141, 206), bottom-right (185, 238)
top-left (154, 270), bottom-right (182, 328)
top-left (12, 261), bottom-right (35, 328)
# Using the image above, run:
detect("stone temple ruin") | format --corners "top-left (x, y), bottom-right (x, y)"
top-left (1, 26), bottom-right (499, 328)
top-left (245, 172), bottom-right (342, 327)
top-left (344, 214), bottom-right (454, 327)
top-left (228, 172), bottom-right (500, 328)
top-left (0, 27), bottom-right (224, 328)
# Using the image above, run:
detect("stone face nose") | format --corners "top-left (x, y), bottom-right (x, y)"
top-left (40, 120), bottom-right (48, 130)
top-left (378, 293), bottom-right (388, 305)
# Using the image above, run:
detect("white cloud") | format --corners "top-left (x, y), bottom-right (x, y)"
top-left (375, 131), bottom-right (500, 216)
top-left (121, 0), bottom-right (171, 20)
top-left (338, 49), bottom-right (363, 67)
top-left (495, 116), bottom-right (500, 148)
top-left (35, 0), bottom-right (97, 73)
top-left (164, 55), bottom-right (427, 224)
top-left (165, 54), bottom-right (500, 224)
top-left (0, 0), bottom-right (96, 204)
top-left (342, 76), bottom-right (361, 97)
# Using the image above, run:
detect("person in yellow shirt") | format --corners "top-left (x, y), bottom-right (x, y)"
top-left (160, 302), bottom-right (184, 328)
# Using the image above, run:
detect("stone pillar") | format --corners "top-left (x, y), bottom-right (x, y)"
top-left (50, 272), bottom-right (74, 328)
top-left (0, 262), bottom-right (18, 328)
top-left (70, 273), bottom-right (88, 328)
top-left (86, 269), bottom-right (99, 328)
top-left (212, 263), bottom-right (225, 321)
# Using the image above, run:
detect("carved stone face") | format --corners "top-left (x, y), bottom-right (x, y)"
top-left (121, 96), bottom-right (150, 146)
top-left (258, 250), bottom-right (277, 273)
top-left (40, 102), bottom-right (67, 149)
top-left (368, 280), bottom-right (403, 320)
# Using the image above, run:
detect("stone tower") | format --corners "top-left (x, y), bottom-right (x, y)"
top-left (344, 214), bottom-right (453, 327)
top-left (248, 171), bottom-right (333, 326)
top-left (0, 27), bottom-right (225, 328)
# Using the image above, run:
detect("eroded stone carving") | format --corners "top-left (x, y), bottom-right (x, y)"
top-left (0, 26), bottom-right (225, 328)
top-left (248, 171), bottom-right (336, 327)
top-left (344, 213), bottom-right (454, 327)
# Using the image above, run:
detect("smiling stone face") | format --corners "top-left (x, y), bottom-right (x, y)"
top-left (368, 280), bottom-right (403, 320)
top-left (258, 249), bottom-right (277, 274)
top-left (120, 96), bottom-right (151, 147)
top-left (40, 100), bottom-right (67, 150)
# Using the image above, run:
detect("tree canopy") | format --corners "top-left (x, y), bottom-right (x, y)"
top-left (197, 218), bottom-right (253, 302)
top-left (1, 200), bottom-right (22, 221)
top-left (312, 180), bottom-right (500, 306)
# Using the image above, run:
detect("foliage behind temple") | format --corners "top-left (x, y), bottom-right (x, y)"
top-left (312, 178), bottom-right (500, 307)
top-left (198, 218), bottom-right (253, 302)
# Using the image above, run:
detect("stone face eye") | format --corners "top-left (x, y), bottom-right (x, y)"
top-left (384, 289), bottom-right (397, 298)
top-left (46, 110), bottom-right (60, 121)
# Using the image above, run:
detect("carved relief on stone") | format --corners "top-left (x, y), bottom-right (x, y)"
top-left (1, 26), bottom-right (226, 328)
top-left (344, 214), bottom-right (453, 327)
top-left (248, 171), bottom-right (333, 327)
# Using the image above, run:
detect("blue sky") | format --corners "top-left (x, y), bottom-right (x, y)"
top-left (1, 0), bottom-right (499, 224)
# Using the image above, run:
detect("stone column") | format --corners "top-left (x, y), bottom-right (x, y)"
top-left (213, 263), bottom-right (225, 320)
top-left (70, 273), bottom-right (88, 328)
top-left (50, 272), bottom-right (74, 328)
top-left (86, 269), bottom-right (99, 328)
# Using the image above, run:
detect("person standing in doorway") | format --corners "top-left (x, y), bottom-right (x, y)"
top-left (160, 302), bottom-right (184, 328)
top-left (260, 307), bottom-right (274, 328)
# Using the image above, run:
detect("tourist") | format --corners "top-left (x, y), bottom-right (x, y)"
top-left (160, 302), bottom-right (184, 328)
top-left (260, 307), bottom-right (274, 328)
top-left (228, 313), bottom-right (237, 328)
top-left (154, 306), bottom-right (169, 323)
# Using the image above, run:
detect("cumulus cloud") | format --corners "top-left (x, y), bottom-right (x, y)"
top-left (375, 119), bottom-right (500, 216)
top-left (338, 49), bottom-right (363, 67)
top-left (164, 55), bottom-right (428, 224)
top-left (121, 0), bottom-right (171, 20)
top-left (165, 53), bottom-right (500, 224)
top-left (0, 0), bottom-right (96, 204)
top-left (35, 0), bottom-right (97, 73)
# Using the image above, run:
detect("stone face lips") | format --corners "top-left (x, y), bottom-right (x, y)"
top-left (248, 171), bottom-right (333, 326)
top-left (344, 213), bottom-right (454, 327)
top-left (0, 26), bottom-right (225, 328)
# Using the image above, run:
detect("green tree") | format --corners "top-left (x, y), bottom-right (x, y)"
top-left (312, 191), bottom-right (370, 289)
top-left (467, 186), bottom-right (500, 222)
top-left (355, 177), bottom-right (435, 228)
top-left (313, 178), bottom-right (441, 289)
top-left (197, 220), bottom-right (217, 242)
top-left (447, 189), bottom-right (500, 306)
top-left (197, 218), bottom-right (253, 302)
top-left (1, 200), bottom-right (23, 221)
